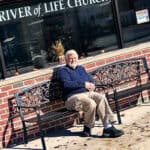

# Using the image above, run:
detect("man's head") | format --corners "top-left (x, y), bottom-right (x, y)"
top-left (65, 49), bottom-right (79, 69)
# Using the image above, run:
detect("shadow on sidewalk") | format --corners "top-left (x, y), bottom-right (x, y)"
top-left (44, 124), bottom-right (105, 139)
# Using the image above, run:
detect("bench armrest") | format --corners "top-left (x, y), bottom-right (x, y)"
top-left (95, 83), bottom-right (113, 89)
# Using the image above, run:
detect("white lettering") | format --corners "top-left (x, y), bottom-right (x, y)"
top-left (95, 0), bottom-right (103, 2)
top-left (44, 0), bottom-right (65, 12)
top-left (59, 0), bottom-right (65, 10)
top-left (53, 1), bottom-right (60, 11)
top-left (24, 6), bottom-right (32, 17)
top-left (6, 10), bottom-right (11, 20)
top-left (67, 0), bottom-right (75, 8)
top-left (89, 0), bottom-right (96, 4)
top-left (44, 2), bottom-right (54, 13)
top-left (10, 9), bottom-right (17, 19)
top-left (82, 0), bottom-right (88, 5)
top-left (33, 5), bottom-right (41, 16)
top-left (0, 0), bottom-right (111, 22)
top-left (18, 7), bottom-right (25, 18)
top-left (75, 0), bottom-right (82, 7)
top-left (0, 11), bottom-right (6, 21)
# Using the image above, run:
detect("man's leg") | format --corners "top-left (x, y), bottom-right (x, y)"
top-left (65, 93), bottom-right (96, 128)
top-left (89, 91), bottom-right (124, 137)
top-left (89, 91), bottom-right (115, 126)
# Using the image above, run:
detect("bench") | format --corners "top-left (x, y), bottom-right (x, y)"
top-left (14, 57), bottom-right (150, 149)
top-left (90, 57), bottom-right (150, 124)
top-left (14, 75), bottom-right (79, 150)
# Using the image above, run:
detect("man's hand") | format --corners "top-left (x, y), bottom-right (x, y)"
top-left (85, 82), bottom-right (95, 91)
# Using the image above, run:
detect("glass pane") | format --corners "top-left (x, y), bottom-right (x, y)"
top-left (0, 0), bottom-right (118, 77)
top-left (43, 1), bottom-right (118, 58)
top-left (118, 0), bottom-right (150, 46)
top-left (77, 1), bottom-right (119, 55)
top-left (0, 58), bottom-right (3, 79)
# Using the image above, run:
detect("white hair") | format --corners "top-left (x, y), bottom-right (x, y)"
top-left (65, 49), bottom-right (79, 59)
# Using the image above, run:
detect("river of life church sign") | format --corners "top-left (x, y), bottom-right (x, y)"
top-left (0, 0), bottom-right (111, 22)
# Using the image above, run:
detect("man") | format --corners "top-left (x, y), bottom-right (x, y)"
top-left (58, 49), bottom-right (124, 137)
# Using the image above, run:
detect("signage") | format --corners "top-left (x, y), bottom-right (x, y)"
top-left (136, 9), bottom-right (149, 24)
top-left (0, 0), bottom-right (111, 22)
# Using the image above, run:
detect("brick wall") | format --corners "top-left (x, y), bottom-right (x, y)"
top-left (0, 46), bottom-right (150, 148)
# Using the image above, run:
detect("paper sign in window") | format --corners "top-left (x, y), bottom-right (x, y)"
top-left (136, 9), bottom-right (149, 24)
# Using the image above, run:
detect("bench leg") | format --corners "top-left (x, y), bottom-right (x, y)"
top-left (141, 91), bottom-right (145, 103)
top-left (114, 91), bottom-right (122, 124)
top-left (22, 120), bottom-right (28, 144)
top-left (19, 107), bottom-right (28, 144)
top-left (36, 108), bottom-right (47, 150)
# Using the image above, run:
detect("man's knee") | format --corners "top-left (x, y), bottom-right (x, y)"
top-left (86, 99), bottom-right (96, 111)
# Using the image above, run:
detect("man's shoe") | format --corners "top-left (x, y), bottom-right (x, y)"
top-left (82, 126), bottom-right (91, 137)
top-left (102, 126), bottom-right (124, 138)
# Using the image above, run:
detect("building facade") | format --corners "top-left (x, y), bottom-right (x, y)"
top-left (0, 0), bottom-right (150, 148)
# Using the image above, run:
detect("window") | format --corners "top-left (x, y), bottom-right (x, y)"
top-left (117, 0), bottom-right (150, 46)
top-left (0, 0), bottom-right (118, 78)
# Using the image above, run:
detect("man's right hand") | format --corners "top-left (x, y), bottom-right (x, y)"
top-left (85, 82), bottom-right (95, 91)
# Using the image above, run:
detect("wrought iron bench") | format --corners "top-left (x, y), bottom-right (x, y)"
top-left (14, 77), bottom-right (79, 150)
top-left (14, 57), bottom-right (150, 150)
top-left (90, 57), bottom-right (150, 124)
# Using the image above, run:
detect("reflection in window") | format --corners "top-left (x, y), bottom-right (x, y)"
top-left (118, 0), bottom-right (150, 46)
top-left (0, 1), bottom-right (118, 78)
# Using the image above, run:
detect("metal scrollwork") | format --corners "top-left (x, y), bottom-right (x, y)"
top-left (17, 81), bottom-right (50, 110)
top-left (92, 58), bottom-right (145, 87)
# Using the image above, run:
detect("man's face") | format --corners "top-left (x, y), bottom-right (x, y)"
top-left (66, 54), bottom-right (78, 69)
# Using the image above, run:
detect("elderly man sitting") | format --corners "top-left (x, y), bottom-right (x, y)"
top-left (58, 49), bottom-right (124, 137)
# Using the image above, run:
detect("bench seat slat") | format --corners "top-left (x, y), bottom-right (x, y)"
top-left (25, 109), bottom-right (77, 123)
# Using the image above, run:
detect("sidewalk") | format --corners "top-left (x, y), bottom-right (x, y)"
top-left (4, 102), bottom-right (150, 150)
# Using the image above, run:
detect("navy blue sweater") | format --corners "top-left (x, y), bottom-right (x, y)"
top-left (58, 65), bottom-right (94, 101)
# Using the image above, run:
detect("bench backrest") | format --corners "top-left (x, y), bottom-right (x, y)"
top-left (14, 68), bottom-right (64, 115)
top-left (91, 57), bottom-right (150, 88)
top-left (15, 57), bottom-right (150, 113)
top-left (15, 81), bottom-right (50, 109)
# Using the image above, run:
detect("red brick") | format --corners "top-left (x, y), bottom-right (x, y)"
top-left (0, 118), bottom-right (7, 124)
top-left (142, 48), bottom-right (150, 54)
top-left (115, 55), bottom-right (125, 61)
top-left (106, 57), bottom-right (115, 64)
top-left (0, 103), bottom-right (8, 109)
top-left (84, 62), bottom-right (96, 70)
top-left (1, 113), bottom-right (9, 119)
top-left (146, 53), bottom-right (150, 58)
top-left (45, 74), bottom-right (51, 80)
top-left (0, 109), bottom-right (8, 114)
top-left (8, 89), bottom-right (19, 95)
top-left (96, 60), bottom-right (105, 66)
top-left (24, 79), bottom-right (35, 85)
top-left (1, 85), bottom-right (12, 92)
top-left (0, 92), bottom-right (7, 98)
top-left (123, 53), bottom-right (133, 59)
top-left (133, 51), bottom-right (142, 57)
top-left (35, 76), bottom-right (45, 82)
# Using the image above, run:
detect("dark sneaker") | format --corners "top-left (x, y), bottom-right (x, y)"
top-left (82, 126), bottom-right (91, 137)
top-left (102, 126), bottom-right (124, 138)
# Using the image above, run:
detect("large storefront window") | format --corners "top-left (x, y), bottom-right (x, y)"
top-left (0, 0), bottom-right (118, 78)
top-left (118, 0), bottom-right (150, 46)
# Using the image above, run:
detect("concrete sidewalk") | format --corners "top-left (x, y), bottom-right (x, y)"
top-left (3, 102), bottom-right (150, 150)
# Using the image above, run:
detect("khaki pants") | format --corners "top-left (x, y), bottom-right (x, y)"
top-left (65, 92), bottom-right (115, 128)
